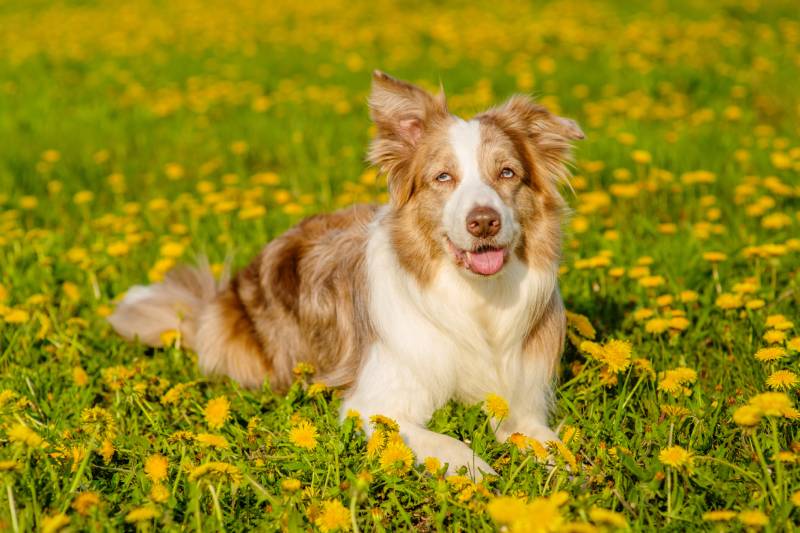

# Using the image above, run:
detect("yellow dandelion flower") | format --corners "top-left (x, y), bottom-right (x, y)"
top-left (579, 340), bottom-right (605, 359)
top-left (188, 462), bottom-right (242, 484)
top-left (658, 445), bottom-right (693, 468)
top-left (645, 318), bottom-right (669, 334)
top-left (125, 505), bottom-right (160, 523)
top-left (281, 478), bottom-right (302, 492)
top-left (144, 454), bottom-right (168, 483)
top-left (791, 491), bottom-right (800, 507)
top-left (487, 496), bottom-right (528, 525)
top-left (764, 314), bottom-right (785, 327)
top-left (702, 510), bottom-right (737, 522)
top-left (489, 492), bottom-right (568, 532)
top-left (631, 149), bottom-right (652, 164)
top-left (746, 299), bottom-right (766, 310)
top-left (589, 507), bottom-right (627, 527)
top-left (754, 346), bottom-right (786, 362)
top-left (609, 267), bottom-right (625, 278)
top-left (715, 293), bottom-right (742, 310)
top-left (738, 510), bottom-right (768, 527)
top-left (600, 339), bottom-right (632, 373)
top-left (658, 367), bottom-right (697, 397)
top-left (369, 414), bottom-right (399, 432)
top-left (72, 492), bottom-right (100, 516)
top-left (748, 392), bottom-right (795, 417)
top-left (379, 437), bottom-right (414, 475)
top-left (529, 439), bottom-right (550, 461)
top-left (561, 425), bottom-right (580, 444)
top-left (292, 361), bottom-right (316, 376)
top-left (159, 329), bottom-right (180, 346)
top-left (668, 317), bottom-right (691, 331)
top-left (73, 190), bottom-right (95, 205)
top-left (107, 241), bottom-right (131, 257)
top-left (777, 451), bottom-right (797, 463)
top-left (633, 308), bottom-right (655, 321)
top-left (41, 513), bottom-right (70, 533)
top-left (161, 382), bottom-right (192, 405)
top-left (639, 275), bottom-right (665, 288)
top-left (733, 405), bottom-right (763, 427)
top-left (289, 420), bottom-right (318, 450)
top-left (72, 366), bottom-right (89, 386)
top-left (203, 396), bottom-right (230, 430)
top-left (2, 308), bottom-right (30, 324)
top-left (655, 294), bottom-right (674, 307)
top-left (315, 499), bottom-right (351, 532)
top-left (8, 423), bottom-right (43, 448)
top-left (566, 311), bottom-right (596, 339)
top-left (766, 370), bottom-right (798, 390)
top-left (238, 204), bottom-right (266, 220)
top-left (150, 483), bottom-right (169, 503)
top-left (194, 433), bottom-right (229, 449)
top-left (661, 405), bottom-right (691, 418)
top-left (680, 290), bottom-right (699, 303)
top-left (159, 241), bottom-right (185, 259)
top-left (99, 439), bottom-right (114, 464)
top-left (485, 393), bottom-right (509, 419)
top-left (424, 456), bottom-right (442, 475)
top-left (0, 460), bottom-right (20, 472)
top-left (307, 382), bottom-right (328, 397)
top-left (702, 251), bottom-right (727, 262)
top-left (81, 406), bottom-right (116, 440)
top-left (763, 329), bottom-right (786, 344)
top-left (787, 337), bottom-right (800, 352)
top-left (366, 429), bottom-right (386, 458)
top-left (551, 440), bottom-right (577, 470)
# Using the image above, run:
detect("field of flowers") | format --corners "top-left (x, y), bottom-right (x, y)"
top-left (1, 0), bottom-right (799, 530)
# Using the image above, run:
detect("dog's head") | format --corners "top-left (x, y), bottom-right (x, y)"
top-left (368, 71), bottom-right (583, 282)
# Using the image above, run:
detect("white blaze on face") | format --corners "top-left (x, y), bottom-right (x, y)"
top-left (442, 118), bottom-right (517, 251)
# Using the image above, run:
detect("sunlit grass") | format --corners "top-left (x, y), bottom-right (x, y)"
top-left (1, 0), bottom-right (799, 530)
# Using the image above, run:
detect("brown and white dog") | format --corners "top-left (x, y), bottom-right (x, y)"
top-left (109, 71), bottom-right (583, 477)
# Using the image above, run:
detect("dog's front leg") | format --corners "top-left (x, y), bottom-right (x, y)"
top-left (341, 347), bottom-right (496, 479)
top-left (494, 294), bottom-right (565, 446)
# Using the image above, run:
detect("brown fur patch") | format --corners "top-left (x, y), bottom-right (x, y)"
top-left (229, 204), bottom-right (378, 392)
top-left (523, 290), bottom-right (566, 376)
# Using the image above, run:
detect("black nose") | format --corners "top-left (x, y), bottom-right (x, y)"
top-left (466, 206), bottom-right (501, 238)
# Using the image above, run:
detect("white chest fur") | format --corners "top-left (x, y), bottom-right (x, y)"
top-left (365, 219), bottom-right (557, 406)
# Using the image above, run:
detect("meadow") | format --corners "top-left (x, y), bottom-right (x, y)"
top-left (1, 0), bottom-right (799, 530)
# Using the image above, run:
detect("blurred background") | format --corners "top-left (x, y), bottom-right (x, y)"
top-left (1, 2), bottom-right (799, 530)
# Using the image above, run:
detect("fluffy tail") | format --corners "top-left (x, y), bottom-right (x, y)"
top-left (108, 258), bottom-right (270, 389)
top-left (107, 258), bottom-right (224, 349)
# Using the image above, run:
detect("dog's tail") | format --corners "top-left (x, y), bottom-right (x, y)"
top-left (107, 258), bottom-right (270, 389)
top-left (108, 257), bottom-right (272, 388)
top-left (107, 257), bottom-right (225, 350)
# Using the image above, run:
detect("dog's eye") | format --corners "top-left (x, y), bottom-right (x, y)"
top-left (436, 172), bottom-right (453, 182)
top-left (500, 168), bottom-right (515, 179)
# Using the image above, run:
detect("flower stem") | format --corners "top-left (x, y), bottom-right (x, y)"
top-left (7, 483), bottom-right (19, 533)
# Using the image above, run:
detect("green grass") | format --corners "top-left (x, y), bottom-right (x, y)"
top-left (1, 0), bottom-right (799, 531)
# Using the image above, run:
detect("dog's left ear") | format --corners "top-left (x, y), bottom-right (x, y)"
top-left (482, 95), bottom-right (584, 184)
top-left (368, 71), bottom-right (448, 207)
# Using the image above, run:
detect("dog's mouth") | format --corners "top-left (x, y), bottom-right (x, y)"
top-left (446, 238), bottom-right (509, 276)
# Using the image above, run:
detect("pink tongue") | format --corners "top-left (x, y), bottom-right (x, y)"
top-left (467, 249), bottom-right (505, 275)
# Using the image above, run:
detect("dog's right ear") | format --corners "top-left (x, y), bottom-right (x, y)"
top-left (368, 71), bottom-right (447, 207)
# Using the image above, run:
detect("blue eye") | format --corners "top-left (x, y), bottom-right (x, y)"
top-left (436, 172), bottom-right (453, 182)
top-left (500, 168), bottom-right (515, 178)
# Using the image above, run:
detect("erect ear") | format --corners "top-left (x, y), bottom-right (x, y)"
top-left (367, 71), bottom-right (447, 206)
top-left (482, 95), bottom-right (584, 185)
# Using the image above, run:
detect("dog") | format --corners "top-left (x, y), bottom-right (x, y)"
top-left (109, 71), bottom-right (583, 477)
